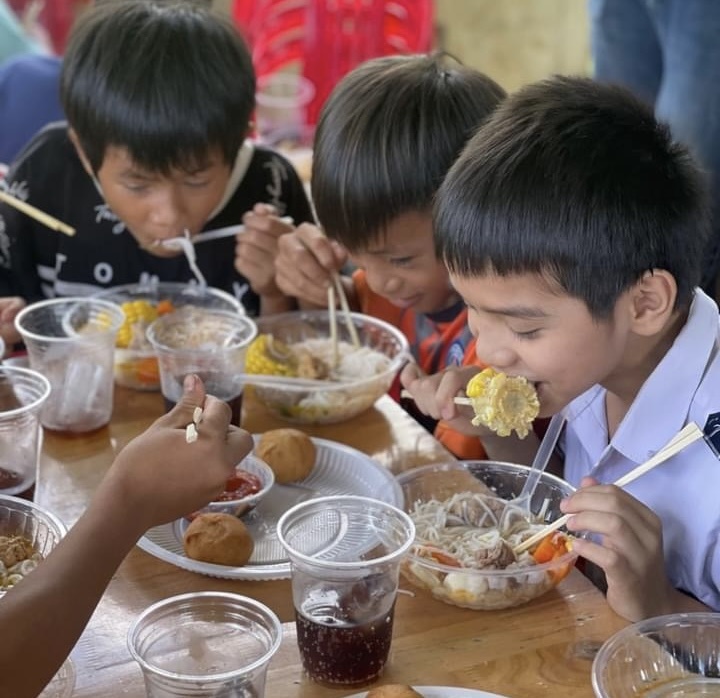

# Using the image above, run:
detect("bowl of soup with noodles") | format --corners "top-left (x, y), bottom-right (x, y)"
top-left (397, 460), bottom-right (578, 610)
top-left (243, 310), bottom-right (409, 425)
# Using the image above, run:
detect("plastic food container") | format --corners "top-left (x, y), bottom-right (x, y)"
top-left (246, 309), bottom-right (409, 424)
top-left (397, 460), bottom-right (578, 610)
top-left (0, 494), bottom-right (67, 594)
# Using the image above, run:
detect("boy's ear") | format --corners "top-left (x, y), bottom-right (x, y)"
top-left (628, 269), bottom-right (677, 335)
top-left (68, 128), bottom-right (95, 177)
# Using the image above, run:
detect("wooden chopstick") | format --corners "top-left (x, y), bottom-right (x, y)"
top-left (512, 422), bottom-right (705, 555)
top-left (328, 284), bottom-right (339, 367)
top-left (0, 190), bottom-right (75, 236)
top-left (332, 273), bottom-right (360, 348)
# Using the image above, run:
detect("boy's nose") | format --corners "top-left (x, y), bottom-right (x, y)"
top-left (471, 325), bottom-right (516, 370)
top-left (366, 266), bottom-right (401, 296)
top-left (148, 188), bottom-right (185, 231)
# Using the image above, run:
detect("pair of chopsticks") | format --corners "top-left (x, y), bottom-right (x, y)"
top-left (0, 190), bottom-right (75, 236)
top-left (513, 422), bottom-right (706, 555)
top-left (328, 273), bottom-right (360, 366)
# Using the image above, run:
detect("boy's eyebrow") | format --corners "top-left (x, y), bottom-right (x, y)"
top-left (477, 304), bottom-right (550, 319)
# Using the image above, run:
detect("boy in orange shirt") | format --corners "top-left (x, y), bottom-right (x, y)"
top-left (274, 53), bottom-right (505, 458)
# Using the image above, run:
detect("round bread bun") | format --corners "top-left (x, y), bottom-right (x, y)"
top-left (366, 686), bottom-right (424, 698)
top-left (183, 512), bottom-right (254, 566)
top-left (255, 428), bottom-right (316, 483)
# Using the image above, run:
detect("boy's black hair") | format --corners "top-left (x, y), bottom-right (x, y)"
top-left (61, 0), bottom-right (254, 173)
top-left (435, 75), bottom-right (710, 316)
top-left (311, 53), bottom-right (506, 251)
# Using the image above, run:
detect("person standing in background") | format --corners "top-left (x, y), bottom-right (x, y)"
top-left (588, 0), bottom-right (720, 301)
top-left (0, 0), bottom-right (42, 63)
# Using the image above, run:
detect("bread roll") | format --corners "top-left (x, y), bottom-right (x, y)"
top-left (256, 428), bottom-right (316, 483)
top-left (183, 513), bottom-right (254, 566)
top-left (366, 686), bottom-right (424, 698)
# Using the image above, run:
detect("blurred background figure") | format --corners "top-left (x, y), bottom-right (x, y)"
top-left (232, 0), bottom-right (434, 147)
top-left (0, 52), bottom-right (62, 165)
top-left (4, 0), bottom-right (89, 55)
top-left (0, 0), bottom-right (44, 63)
top-left (589, 0), bottom-right (720, 300)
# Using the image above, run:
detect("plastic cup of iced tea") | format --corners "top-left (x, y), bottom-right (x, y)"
top-left (146, 307), bottom-right (257, 427)
top-left (277, 495), bottom-right (415, 688)
top-left (14, 297), bottom-right (123, 433)
top-left (0, 366), bottom-right (51, 495)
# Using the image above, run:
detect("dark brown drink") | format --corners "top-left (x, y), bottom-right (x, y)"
top-left (162, 393), bottom-right (243, 426)
top-left (295, 600), bottom-right (395, 687)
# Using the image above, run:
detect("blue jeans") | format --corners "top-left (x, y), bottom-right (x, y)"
top-left (589, 0), bottom-right (720, 293)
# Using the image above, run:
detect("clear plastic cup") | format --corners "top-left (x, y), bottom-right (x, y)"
top-left (146, 308), bottom-right (257, 426)
top-left (277, 495), bottom-right (415, 688)
top-left (255, 73), bottom-right (315, 146)
top-left (127, 592), bottom-right (282, 698)
top-left (14, 298), bottom-right (123, 433)
top-left (0, 366), bottom-right (51, 495)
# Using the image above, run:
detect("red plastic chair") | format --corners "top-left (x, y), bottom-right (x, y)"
top-left (233, 0), bottom-right (435, 127)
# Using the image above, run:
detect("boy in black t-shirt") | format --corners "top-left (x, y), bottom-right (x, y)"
top-left (0, 1), bottom-right (313, 345)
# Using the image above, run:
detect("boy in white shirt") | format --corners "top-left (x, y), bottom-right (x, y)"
top-left (403, 75), bottom-right (720, 621)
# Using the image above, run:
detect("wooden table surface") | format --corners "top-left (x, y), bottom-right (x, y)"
top-left (36, 387), bottom-right (628, 698)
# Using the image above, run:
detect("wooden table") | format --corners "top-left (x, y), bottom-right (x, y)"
top-left (36, 388), bottom-right (628, 698)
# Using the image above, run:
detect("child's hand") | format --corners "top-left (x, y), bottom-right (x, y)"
top-left (234, 203), bottom-right (295, 298)
top-left (561, 477), bottom-right (675, 621)
top-left (275, 223), bottom-right (348, 307)
top-left (400, 362), bottom-right (484, 435)
top-left (0, 296), bottom-right (26, 346)
top-left (99, 374), bottom-right (253, 533)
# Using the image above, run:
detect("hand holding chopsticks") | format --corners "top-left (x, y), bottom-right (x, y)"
top-left (0, 190), bottom-right (75, 236)
top-left (513, 422), bottom-right (706, 555)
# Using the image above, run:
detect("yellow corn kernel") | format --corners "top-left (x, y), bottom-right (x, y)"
top-left (245, 334), bottom-right (297, 376)
top-left (465, 368), bottom-right (539, 438)
top-left (116, 300), bottom-right (158, 348)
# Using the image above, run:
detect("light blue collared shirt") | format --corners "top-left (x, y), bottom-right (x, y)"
top-left (563, 288), bottom-right (720, 610)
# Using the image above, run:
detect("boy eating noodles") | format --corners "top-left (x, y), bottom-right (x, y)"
top-left (0, 0), bottom-right (313, 347)
top-left (274, 53), bottom-right (506, 459)
top-left (421, 74), bottom-right (720, 621)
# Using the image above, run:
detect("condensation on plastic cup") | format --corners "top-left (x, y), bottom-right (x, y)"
top-left (0, 366), bottom-right (51, 495)
top-left (14, 297), bottom-right (124, 433)
top-left (127, 591), bottom-right (282, 698)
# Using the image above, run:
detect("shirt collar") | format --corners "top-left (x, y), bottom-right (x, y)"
top-left (612, 289), bottom-right (718, 462)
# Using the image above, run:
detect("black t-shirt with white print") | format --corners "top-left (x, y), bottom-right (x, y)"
top-left (0, 123), bottom-right (314, 316)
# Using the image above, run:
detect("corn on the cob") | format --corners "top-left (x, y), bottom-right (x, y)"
top-left (465, 368), bottom-right (539, 438)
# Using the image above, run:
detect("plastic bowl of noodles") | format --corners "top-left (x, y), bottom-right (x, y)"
top-left (93, 282), bottom-right (242, 391)
top-left (592, 612), bottom-right (720, 697)
top-left (397, 461), bottom-right (578, 611)
top-left (0, 494), bottom-right (67, 596)
top-left (244, 309), bottom-right (410, 425)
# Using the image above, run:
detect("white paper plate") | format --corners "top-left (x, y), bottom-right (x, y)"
top-left (137, 437), bottom-right (402, 580)
top-left (344, 688), bottom-right (510, 698)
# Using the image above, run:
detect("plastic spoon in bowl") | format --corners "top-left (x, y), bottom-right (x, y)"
top-left (514, 412), bottom-right (566, 512)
